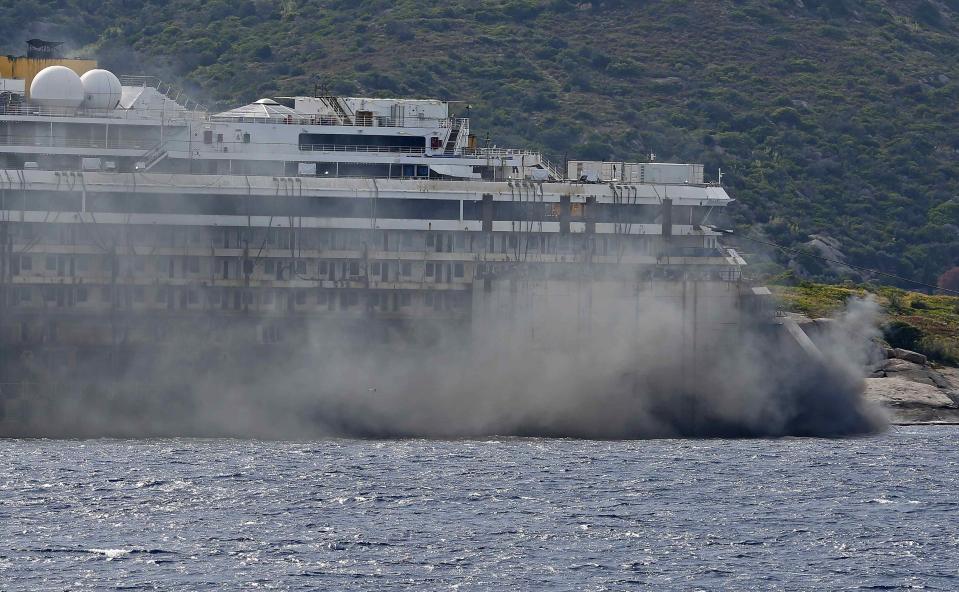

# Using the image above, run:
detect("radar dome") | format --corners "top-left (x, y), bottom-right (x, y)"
top-left (80, 69), bottom-right (122, 110)
top-left (29, 65), bottom-right (84, 110)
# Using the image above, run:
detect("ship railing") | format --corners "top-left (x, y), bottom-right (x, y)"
top-left (463, 147), bottom-right (545, 158)
top-left (538, 155), bottom-right (565, 180)
top-left (209, 113), bottom-right (468, 130)
top-left (118, 75), bottom-right (207, 113)
top-left (461, 147), bottom-right (564, 177)
top-left (0, 103), bottom-right (205, 122)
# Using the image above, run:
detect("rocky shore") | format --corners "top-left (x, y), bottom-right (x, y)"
top-left (865, 351), bottom-right (959, 425)
top-left (793, 313), bottom-right (959, 426)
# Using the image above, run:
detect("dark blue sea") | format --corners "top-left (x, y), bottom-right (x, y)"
top-left (1, 427), bottom-right (957, 591)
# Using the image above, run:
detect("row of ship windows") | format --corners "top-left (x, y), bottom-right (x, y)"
top-left (13, 233), bottom-right (696, 262)
top-left (5, 223), bottom-right (695, 253)
top-left (13, 255), bottom-right (468, 281)
top-left (10, 285), bottom-right (469, 311)
top-left (5, 192), bottom-right (688, 224)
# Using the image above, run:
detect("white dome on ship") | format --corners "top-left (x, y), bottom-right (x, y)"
top-left (80, 69), bottom-right (122, 110)
top-left (30, 65), bottom-right (84, 109)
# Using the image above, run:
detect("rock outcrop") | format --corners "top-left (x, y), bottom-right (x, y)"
top-left (865, 358), bottom-right (959, 424)
top-left (794, 314), bottom-right (959, 424)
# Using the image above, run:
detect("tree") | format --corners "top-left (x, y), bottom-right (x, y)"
top-left (939, 267), bottom-right (959, 292)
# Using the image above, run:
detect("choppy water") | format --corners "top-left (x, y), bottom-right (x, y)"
top-left (1, 428), bottom-right (958, 591)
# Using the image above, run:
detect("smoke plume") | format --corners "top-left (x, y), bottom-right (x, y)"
top-left (1, 285), bottom-right (887, 439)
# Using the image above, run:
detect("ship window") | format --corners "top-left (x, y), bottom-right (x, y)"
top-left (454, 263), bottom-right (464, 278)
top-left (401, 262), bottom-right (411, 276)
top-left (203, 130), bottom-right (213, 144)
top-left (508, 235), bottom-right (518, 249)
top-left (102, 287), bottom-right (112, 302)
top-left (216, 133), bottom-right (223, 143)
top-left (295, 290), bottom-right (306, 305)
top-left (134, 258), bottom-right (145, 272)
top-left (20, 255), bottom-right (32, 271)
top-left (369, 293), bottom-right (380, 306)
top-left (46, 256), bottom-right (57, 271)
top-left (300, 132), bottom-right (423, 149)
top-left (425, 292), bottom-right (434, 307)
top-left (243, 133), bottom-right (251, 143)
top-left (157, 288), bottom-right (167, 303)
top-left (425, 263), bottom-right (434, 277)
top-left (340, 291), bottom-right (359, 309)
top-left (263, 326), bottom-right (281, 343)
top-left (400, 293), bottom-right (411, 306)
top-left (426, 234), bottom-right (434, 247)
top-left (188, 257), bottom-right (200, 273)
top-left (77, 287), bottom-right (88, 303)
top-left (210, 289), bottom-right (221, 305)
top-left (134, 287), bottom-right (145, 302)
top-left (317, 291), bottom-right (328, 305)
top-left (188, 289), bottom-right (199, 304)
top-left (371, 262), bottom-right (381, 276)
top-left (262, 291), bottom-right (273, 305)
top-left (318, 260), bottom-right (328, 275)
top-left (244, 291), bottom-right (253, 305)
top-left (44, 286), bottom-right (57, 302)
top-left (265, 260), bottom-right (274, 275)
top-left (295, 260), bottom-right (307, 275)
top-left (349, 262), bottom-right (359, 276)
top-left (19, 287), bottom-right (30, 302)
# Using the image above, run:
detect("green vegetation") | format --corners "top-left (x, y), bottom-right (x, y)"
top-left (772, 282), bottom-right (959, 365)
top-left (2, 1), bottom-right (959, 285)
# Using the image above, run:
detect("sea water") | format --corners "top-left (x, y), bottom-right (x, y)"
top-left (1, 427), bottom-right (957, 590)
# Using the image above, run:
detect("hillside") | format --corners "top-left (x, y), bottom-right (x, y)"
top-left (773, 282), bottom-right (959, 364)
top-left (2, 0), bottom-right (959, 287)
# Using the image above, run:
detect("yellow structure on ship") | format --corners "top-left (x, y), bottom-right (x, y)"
top-left (1, 39), bottom-right (96, 98)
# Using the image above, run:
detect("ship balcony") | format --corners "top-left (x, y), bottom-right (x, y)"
top-left (0, 135), bottom-right (157, 156)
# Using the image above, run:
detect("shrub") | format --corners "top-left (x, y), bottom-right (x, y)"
top-left (384, 21), bottom-right (414, 41)
top-left (886, 291), bottom-right (904, 313)
top-left (882, 320), bottom-right (923, 351)
top-left (253, 44), bottom-right (272, 60)
top-left (910, 298), bottom-right (929, 310)
top-left (917, 337), bottom-right (959, 365)
top-left (770, 107), bottom-right (802, 126)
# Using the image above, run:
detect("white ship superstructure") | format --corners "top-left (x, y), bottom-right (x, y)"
top-left (0, 54), bottom-right (758, 387)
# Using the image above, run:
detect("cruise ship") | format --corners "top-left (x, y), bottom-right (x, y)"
top-left (0, 44), bottom-right (773, 436)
